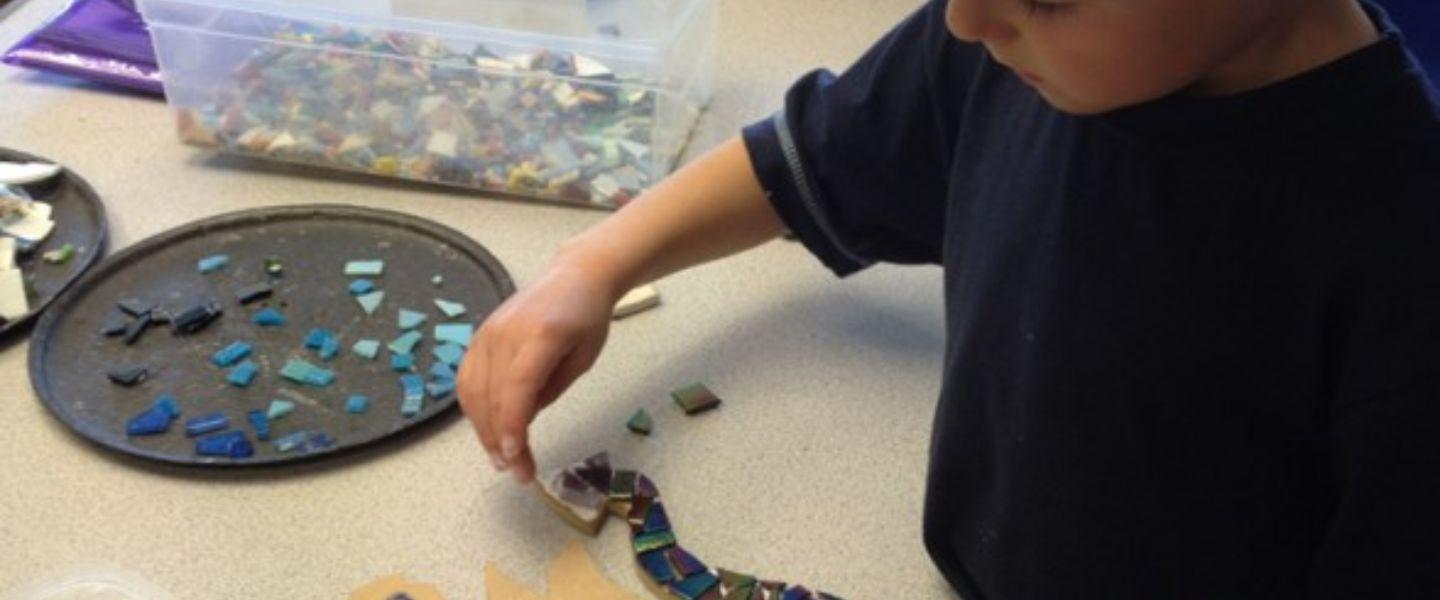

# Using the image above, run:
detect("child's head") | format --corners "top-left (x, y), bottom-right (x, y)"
top-left (946, 0), bottom-right (1376, 114)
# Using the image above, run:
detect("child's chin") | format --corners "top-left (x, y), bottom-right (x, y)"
top-left (1035, 88), bottom-right (1134, 116)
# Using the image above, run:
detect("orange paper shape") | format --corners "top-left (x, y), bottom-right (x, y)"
top-left (350, 574), bottom-right (445, 600)
top-left (485, 541), bottom-right (641, 600)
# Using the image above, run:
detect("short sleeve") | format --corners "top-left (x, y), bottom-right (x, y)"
top-left (742, 0), bottom-right (984, 276)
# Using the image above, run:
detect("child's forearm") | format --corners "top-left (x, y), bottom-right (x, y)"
top-left (555, 136), bottom-right (785, 298)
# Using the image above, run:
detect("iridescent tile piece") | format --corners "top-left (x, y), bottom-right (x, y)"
top-left (635, 474), bottom-right (659, 499)
top-left (632, 529), bottom-right (677, 554)
top-left (610, 469), bottom-right (636, 500)
top-left (638, 548), bottom-right (677, 584)
top-left (627, 496), bottom-right (654, 532)
top-left (643, 502), bottom-right (672, 534)
top-left (626, 408), bottom-right (653, 435)
top-left (671, 382), bottom-right (722, 415)
top-left (665, 546), bottom-right (706, 578)
top-left (670, 571), bottom-right (720, 600)
top-left (718, 570), bottom-right (758, 599)
top-left (779, 586), bottom-right (813, 600)
top-left (574, 452), bottom-right (613, 491)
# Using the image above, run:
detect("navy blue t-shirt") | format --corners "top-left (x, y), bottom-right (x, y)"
top-left (743, 2), bottom-right (1440, 598)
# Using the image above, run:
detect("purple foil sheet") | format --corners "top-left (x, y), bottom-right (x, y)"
top-left (3, 0), bottom-right (163, 95)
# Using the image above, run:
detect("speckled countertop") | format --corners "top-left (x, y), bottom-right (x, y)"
top-left (0, 0), bottom-right (954, 597)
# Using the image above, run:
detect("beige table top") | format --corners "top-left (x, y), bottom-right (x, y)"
top-left (0, 0), bottom-right (952, 597)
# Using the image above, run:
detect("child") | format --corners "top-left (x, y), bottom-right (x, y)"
top-left (458, 0), bottom-right (1440, 596)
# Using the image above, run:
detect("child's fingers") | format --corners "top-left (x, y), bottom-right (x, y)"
top-left (495, 337), bottom-right (569, 480)
top-left (456, 341), bottom-right (504, 469)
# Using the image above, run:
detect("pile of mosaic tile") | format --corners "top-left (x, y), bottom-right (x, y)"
top-left (114, 254), bottom-right (472, 460)
top-left (175, 23), bottom-right (674, 207)
top-left (538, 452), bottom-right (844, 600)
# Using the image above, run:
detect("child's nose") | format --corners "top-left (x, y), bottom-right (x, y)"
top-left (945, 0), bottom-right (1017, 44)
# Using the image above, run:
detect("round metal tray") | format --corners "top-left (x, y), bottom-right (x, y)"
top-left (1, 147), bottom-right (109, 338)
top-left (28, 204), bottom-right (514, 467)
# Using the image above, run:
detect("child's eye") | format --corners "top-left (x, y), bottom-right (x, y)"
top-left (1021, 0), bottom-right (1073, 17)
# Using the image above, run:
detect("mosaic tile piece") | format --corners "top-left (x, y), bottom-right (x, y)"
top-left (638, 549), bottom-right (677, 584)
top-left (266, 399), bottom-right (294, 419)
top-left (666, 547), bottom-right (707, 578)
top-left (280, 359), bottom-right (335, 387)
top-left (211, 341), bottom-right (252, 367)
top-left (632, 529), bottom-right (677, 554)
top-left (227, 360), bottom-right (259, 387)
top-left (670, 571), bottom-right (720, 600)
top-left (432, 342), bottom-right (465, 367)
top-left (251, 308), bottom-right (286, 326)
top-left (195, 430), bottom-right (254, 458)
top-left (635, 474), bottom-right (659, 500)
top-left (391, 352), bottom-right (415, 372)
top-left (626, 408), bottom-right (653, 435)
top-left (643, 502), bottom-right (672, 534)
top-left (352, 339), bottom-right (381, 359)
top-left (356, 290), bottom-right (385, 315)
top-left (434, 298), bottom-right (466, 318)
top-left (610, 470), bottom-right (637, 500)
top-left (346, 395), bottom-right (371, 414)
top-left (344, 260), bottom-right (385, 276)
top-left (304, 328), bottom-right (336, 349)
top-left (349, 278), bottom-right (376, 295)
top-left (389, 330), bottom-right (423, 355)
top-left (398, 308), bottom-right (428, 330)
top-left (235, 282), bottom-right (273, 305)
top-left (274, 430), bottom-right (310, 453)
top-left (184, 412), bottom-right (229, 437)
top-left (107, 366), bottom-right (149, 387)
top-left (197, 254), bottom-right (229, 273)
top-left (433, 323), bottom-right (474, 347)
top-left (671, 382), bottom-right (722, 415)
top-left (429, 362), bottom-right (456, 382)
top-left (247, 409), bottom-right (271, 441)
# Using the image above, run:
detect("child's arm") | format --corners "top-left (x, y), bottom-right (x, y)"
top-left (456, 136), bottom-right (785, 483)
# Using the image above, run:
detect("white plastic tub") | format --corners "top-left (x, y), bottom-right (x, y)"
top-left (138, 0), bottom-right (717, 208)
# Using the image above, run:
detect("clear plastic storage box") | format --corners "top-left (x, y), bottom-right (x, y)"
top-left (137, 0), bottom-right (717, 208)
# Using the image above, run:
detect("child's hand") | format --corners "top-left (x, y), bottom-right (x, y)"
top-left (456, 255), bottom-right (619, 484)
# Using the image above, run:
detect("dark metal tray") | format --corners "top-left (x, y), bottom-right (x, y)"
top-left (1, 147), bottom-right (109, 338)
top-left (28, 204), bottom-right (513, 467)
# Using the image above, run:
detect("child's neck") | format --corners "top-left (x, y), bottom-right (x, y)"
top-left (1190, 0), bottom-right (1379, 97)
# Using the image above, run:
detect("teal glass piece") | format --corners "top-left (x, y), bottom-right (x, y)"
top-left (227, 360), bottom-right (259, 387)
top-left (433, 323), bottom-right (474, 348)
top-left (434, 298), bottom-right (466, 318)
top-left (389, 330), bottom-right (423, 355)
top-left (197, 254), bottom-right (229, 273)
top-left (356, 290), bottom-right (385, 315)
top-left (352, 339), bottom-right (381, 359)
top-left (398, 308), bottom-right (427, 330)
top-left (432, 342), bottom-right (465, 367)
top-left (266, 399), bottom-right (294, 419)
top-left (211, 341), bottom-right (252, 367)
top-left (344, 260), bottom-right (385, 276)
top-left (346, 395), bottom-right (371, 414)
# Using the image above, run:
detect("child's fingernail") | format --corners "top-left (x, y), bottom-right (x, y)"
top-left (501, 436), bottom-right (520, 460)
top-left (490, 453), bottom-right (508, 471)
